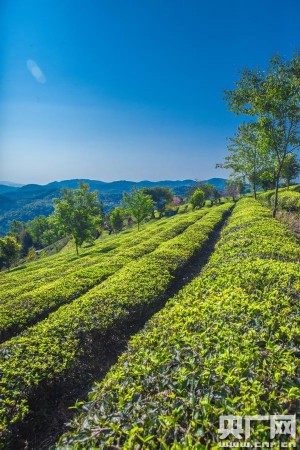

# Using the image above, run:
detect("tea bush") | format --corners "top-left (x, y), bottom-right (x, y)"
top-left (57, 198), bottom-right (300, 448)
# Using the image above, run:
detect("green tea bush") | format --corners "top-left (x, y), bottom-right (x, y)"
top-left (0, 211), bottom-right (204, 292)
top-left (260, 187), bottom-right (300, 212)
top-left (0, 209), bottom-right (209, 341)
top-left (57, 198), bottom-right (300, 449)
top-left (0, 203), bottom-right (232, 444)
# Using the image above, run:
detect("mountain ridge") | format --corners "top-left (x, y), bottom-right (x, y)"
top-left (0, 178), bottom-right (227, 235)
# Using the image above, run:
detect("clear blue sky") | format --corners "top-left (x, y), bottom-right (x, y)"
top-left (1, 0), bottom-right (299, 184)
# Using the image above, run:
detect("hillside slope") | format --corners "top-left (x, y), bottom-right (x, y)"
top-left (0, 178), bottom-right (227, 235)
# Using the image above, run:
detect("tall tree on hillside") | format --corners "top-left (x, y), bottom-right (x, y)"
top-left (123, 188), bottom-right (154, 230)
top-left (223, 180), bottom-right (243, 202)
top-left (27, 215), bottom-right (51, 249)
top-left (0, 236), bottom-right (21, 269)
top-left (142, 187), bottom-right (173, 218)
top-left (225, 54), bottom-right (300, 216)
top-left (19, 228), bottom-right (33, 257)
top-left (190, 189), bottom-right (205, 209)
top-left (54, 182), bottom-right (103, 255)
top-left (8, 220), bottom-right (25, 242)
top-left (281, 153), bottom-right (300, 189)
top-left (109, 207), bottom-right (126, 233)
top-left (222, 122), bottom-right (267, 199)
top-left (188, 183), bottom-right (220, 206)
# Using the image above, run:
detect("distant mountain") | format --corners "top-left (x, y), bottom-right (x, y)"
top-left (43, 178), bottom-right (199, 193)
top-left (0, 181), bottom-right (24, 187)
top-left (0, 185), bottom-right (20, 194)
top-left (0, 178), bottom-right (226, 235)
top-left (201, 178), bottom-right (227, 190)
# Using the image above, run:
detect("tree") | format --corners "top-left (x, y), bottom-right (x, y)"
top-left (222, 122), bottom-right (267, 199)
top-left (142, 187), bottom-right (173, 218)
top-left (26, 247), bottom-right (36, 263)
top-left (19, 228), bottom-right (33, 257)
top-left (225, 54), bottom-right (300, 217)
top-left (28, 215), bottom-right (51, 248)
top-left (188, 183), bottom-right (219, 206)
top-left (8, 220), bottom-right (25, 241)
top-left (42, 215), bottom-right (64, 246)
top-left (200, 183), bottom-right (219, 206)
top-left (281, 153), bottom-right (300, 189)
top-left (0, 236), bottom-right (21, 269)
top-left (223, 180), bottom-right (243, 201)
top-left (54, 182), bottom-right (103, 255)
top-left (123, 188), bottom-right (154, 231)
top-left (109, 207), bottom-right (126, 232)
top-left (190, 189), bottom-right (205, 209)
top-left (172, 196), bottom-right (183, 207)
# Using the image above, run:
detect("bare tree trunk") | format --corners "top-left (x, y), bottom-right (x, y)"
top-left (253, 183), bottom-right (257, 200)
top-left (272, 176), bottom-right (279, 218)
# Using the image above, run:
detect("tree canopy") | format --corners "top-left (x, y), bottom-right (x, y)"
top-left (0, 236), bottom-right (21, 269)
top-left (109, 207), bottom-right (126, 233)
top-left (223, 122), bottom-right (267, 198)
top-left (225, 54), bottom-right (300, 216)
top-left (281, 153), bottom-right (300, 189)
top-left (54, 182), bottom-right (103, 255)
top-left (190, 189), bottom-right (205, 209)
top-left (123, 188), bottom-right (154, 230)
top-left (142, 187), bottom-right (173, 218)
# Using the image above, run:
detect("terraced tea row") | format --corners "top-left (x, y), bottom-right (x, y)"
top-left (0, 210), bottom-right (199, 287)
top-left (0, 210), bottom-right (207, 301)
top-left (259, 187), bottom-right (300, 212)
top-left (58, 198), bottom-right (300, 448)
top-left (0, 209), bottom-right (210, 341)
top-left (0, 211), bottom-right (201, 293)
top-left (0, 203), bottom-right (232, 445)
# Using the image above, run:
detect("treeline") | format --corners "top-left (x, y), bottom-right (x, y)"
top-left (219, 53), bottom-right (300, 217)
top-left (0, 182), bottom-right (228, 270)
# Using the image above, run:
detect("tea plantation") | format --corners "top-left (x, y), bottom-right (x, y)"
top-left (1, 199), bottom-right (299, 448)
top-left (57, 199), bottom-right (300, 449)
top-left (0, 203), bottom-right (233, 447)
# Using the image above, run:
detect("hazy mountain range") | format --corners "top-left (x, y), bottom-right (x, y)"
top-left (0, 178), bottom-right (227, 235)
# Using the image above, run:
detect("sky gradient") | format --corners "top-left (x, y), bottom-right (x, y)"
top-left (1, 0), bottom-right (300, 184)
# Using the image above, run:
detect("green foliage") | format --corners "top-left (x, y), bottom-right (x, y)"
top-left (123, 188), bottom-right (154, 230)
top-left (8, 220), bottom-right (25, 239)
top-left (225, 53), bottom-right (300, 217)
top-left (189, 183), bottom-right (220, 206)
top-left (19, 228), bottom-right (33, 257)
top-left (27, 215), bottom-right (62, 249)
top-left (0, 209), bottom-right (209, 341)
top-left (0, 204), bottom-right (232, 443)
top-left (54, 182), bottom-right (103, 254)
top-left (142, 186), bottom-right (173, 217)
top-left (223, 122), bottom-right (267, 198)
top-left (190, 189), bottom-right (205, 209)
top-left (58, 199), bottom-right (300, 448)
top-left (223, 180), bottom-right (243, 201)
top-left (259, 187), bottom-right (300, 212)
top-left (109, 206), bottom-right (126, 232)
top-left (26, 247), bottom-right (36, 263)
top-left (281, 153), bottom-right (300, 188)
top-left (0, 236), bottom-right (21, 269)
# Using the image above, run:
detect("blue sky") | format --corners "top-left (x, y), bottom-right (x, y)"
top-left (1, 0), bottom-right (300, 184)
